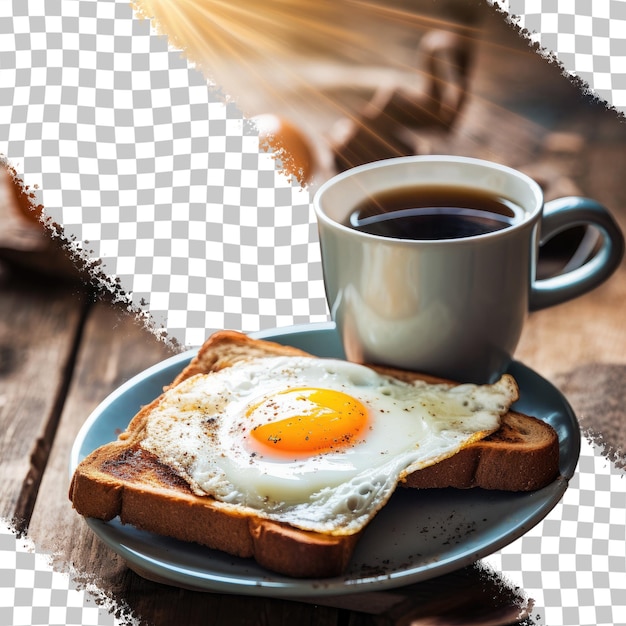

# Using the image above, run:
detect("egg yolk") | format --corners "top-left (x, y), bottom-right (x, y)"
top-left (247, 387), bottom-right (368, 456)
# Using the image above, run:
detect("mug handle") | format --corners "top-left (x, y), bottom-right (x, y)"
top-left (530, 197), bottom-right (625, 311)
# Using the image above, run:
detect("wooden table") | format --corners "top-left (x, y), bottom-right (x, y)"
top-left (2, 8), bottom-right (625, 626)
top-left (0, 275), bottom-right (539, 626)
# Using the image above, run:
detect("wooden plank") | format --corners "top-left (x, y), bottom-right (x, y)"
top-left (27, 299), bottom-right (173, 572)
top-left (0, 268), bottom-right (86, 528)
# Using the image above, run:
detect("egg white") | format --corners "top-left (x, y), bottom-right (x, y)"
top-left (140, 356), bottom-right (518, 535)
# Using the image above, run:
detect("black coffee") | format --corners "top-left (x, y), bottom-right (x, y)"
top-left (346, 185), bottom-right (524, 240)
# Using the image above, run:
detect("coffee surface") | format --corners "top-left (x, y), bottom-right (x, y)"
top-left (346, 185), bottom-right (524, 240)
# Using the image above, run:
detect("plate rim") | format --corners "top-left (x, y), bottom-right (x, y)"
top-left (69, 321), bottom-right (581, 597)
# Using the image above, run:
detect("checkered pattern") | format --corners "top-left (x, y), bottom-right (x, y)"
top-left (0, 527), bottom-right (132, 626)
top-left (0, 0), bottom-right (329, 349)
top-left (491, 0), bottom-right (626, 111)
top-left (1, 1), bottom-right (625, 625)
top-left (484, 437), bottom-right (626, 626)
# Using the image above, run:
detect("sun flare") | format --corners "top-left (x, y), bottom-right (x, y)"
top-left (130, 1), bottom-right (540, 182)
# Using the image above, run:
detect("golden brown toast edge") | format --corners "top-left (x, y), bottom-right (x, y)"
top-left (69, 439), bottom-right (359, 578)
top-left (402, 410), bottom-right (560, 491)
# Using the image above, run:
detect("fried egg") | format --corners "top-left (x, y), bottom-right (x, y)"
top-left (140, 356), bottom-right (518, 535)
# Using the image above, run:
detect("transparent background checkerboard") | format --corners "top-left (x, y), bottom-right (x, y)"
top-left (1, 1), bottom-right (625, 625)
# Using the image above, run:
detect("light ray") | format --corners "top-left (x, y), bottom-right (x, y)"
top-left (130, 1), bottom-right (547, 178)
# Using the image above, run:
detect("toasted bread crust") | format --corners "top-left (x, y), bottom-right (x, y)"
top-left (69, 443), bottom-right (360, 578)
top-left (402, 411), bottom-right (560, 491)
top-left (70, 330), bottom-right (560, 578)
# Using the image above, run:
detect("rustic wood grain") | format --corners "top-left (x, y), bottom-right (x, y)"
top-left (0, 269), bottom-right (87, 529)
top-left (27, 300), bottom-right (173, 576)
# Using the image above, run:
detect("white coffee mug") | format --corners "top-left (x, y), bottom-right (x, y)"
top-left (313, 155), bottom-right (624, 383)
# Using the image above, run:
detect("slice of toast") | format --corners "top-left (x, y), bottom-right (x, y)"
top-left (69, 330), bottom-right (560, 578)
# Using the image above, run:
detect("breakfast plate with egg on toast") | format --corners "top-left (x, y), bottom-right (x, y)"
top-left (69, 322), bottom-right (580, 596)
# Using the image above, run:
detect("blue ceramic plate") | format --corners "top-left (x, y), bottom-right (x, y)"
top-left (70, 322), bottom-right (580, 597)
